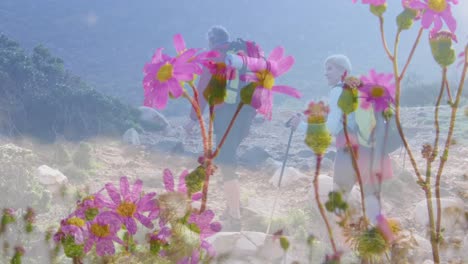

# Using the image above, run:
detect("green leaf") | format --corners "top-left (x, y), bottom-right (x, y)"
top-left (370, 4), bottom-right (387, 17)
top-left (279, 236), bottom-right (290, 251)
top-left (203, 76), bottom-right (227, 106)
top-left (240, 82), bottom-right (257, 105)
top-left (396, 9), bottom-right (416, 30)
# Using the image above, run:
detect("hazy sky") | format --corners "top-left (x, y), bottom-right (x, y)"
top-left (0, 0), bottom-right (466, 105)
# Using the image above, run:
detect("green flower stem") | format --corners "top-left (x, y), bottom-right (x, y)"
top-left (313, 155), bottom-right (338, 255)
top-left (399, 27), bottom-right (424, 82)
top-left (434, 57), bottom-right (467, 248)
top-left (390, 31), bottom-right (425, 184)
top-left (208, 105), bottom-right (215, 153)
top-left (342, 115), bottom-right (368, 224)
top-left (444, 78), bottom-right (453, 103)
top-left (391, 27), bottom-right (440, 263)
top-left (199, 157), bottom-right (215, 213)
top-left (378, 16), bottom-right (394, 61)
top-left (184, 86), bottom-right (209, 155)
top-left (200, 103), bottom-right (244, 213)
top-left (72, 257), bottom-right (83, 264)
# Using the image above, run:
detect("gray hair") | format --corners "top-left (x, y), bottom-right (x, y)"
top-left (324, 54), bottom-right (352, 74)
top-left (207, 25), bottom-right (230, 45)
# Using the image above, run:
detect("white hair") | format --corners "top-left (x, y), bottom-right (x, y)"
top-left (324, 54), bottom-right (352, 74)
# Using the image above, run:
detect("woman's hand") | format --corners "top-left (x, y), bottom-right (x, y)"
top-left (286, 113), bottom-right (303, 130)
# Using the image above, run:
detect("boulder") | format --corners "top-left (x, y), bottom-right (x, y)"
top-left (239, 146), bottom-right (271, 168)
top-left (122, 128), bottom-right (141, 145)
top-left (37, 165), bottom-right (68, 190)
top-left (268, 166), bottom-right (309, 187)
top-left (138, 106), bottom-right (169, 129)
top-left (413, 197), bottom-right (465, 234)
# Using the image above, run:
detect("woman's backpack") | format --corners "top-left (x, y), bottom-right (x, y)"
top-left (354, 105), bottom-right (403, 154)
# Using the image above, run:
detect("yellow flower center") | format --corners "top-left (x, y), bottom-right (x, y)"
top-left (428, 0), bottom-right (447, 12)
top-left (83, 195), bottom-right (94, 202)
top-left (90, 223), bottom-right (111, 238)
top-left (67, 217), bottom-right (85, 227)
top-left (255, 70), bottom-right (275, 89)
top-left (156, 63), bottom-right (174, 82)
top-left (116, 201), bottom-right (137, 217)
top-left (371, 86), bottom-right (385, 98)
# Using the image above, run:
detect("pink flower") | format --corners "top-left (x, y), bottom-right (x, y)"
top-left (376, 214), bottom-right (395, 243)
top-left (97, 176), bottom-right (158, 235)
top-left (241, 44), bottom-right (301, 120)
top-left (84, 211), bottom-right (123, 256)
top-left (143, 48), bottom-right (200, 110)
top-left (74, 195), bottom-right (103, 221)
top-left (185, 209), bottom-right (221, 260)
top-left (54, 215), bottom-right (87, 245)
top-left (409, 0), bottom-right (458, 34)
top-left (163, 169), bottom-right (203, 201)
top-left (359, 69), bottom-right (395, 112)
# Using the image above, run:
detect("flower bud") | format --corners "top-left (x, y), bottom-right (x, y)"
top-left (338, 87), bottom-right (359, 114)
top-left (429, 31), bottom-right (456, 67)
top-left (370, 3), bottom-right (387, 17)
top-left (396, 8), bottom-right (418, 30)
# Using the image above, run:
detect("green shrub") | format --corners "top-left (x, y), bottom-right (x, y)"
top-left (0, 34), bottom-right (141, 142)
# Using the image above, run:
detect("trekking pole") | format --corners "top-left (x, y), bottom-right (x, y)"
top-left (265, 114), bottom-right (298, 235)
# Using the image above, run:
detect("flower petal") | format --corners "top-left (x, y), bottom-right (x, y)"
top-left (174, 63), bottom-right (199, 79)
top-left (251, 88), bottom-right (263, 109)
top-left (96, 239), bottom-right (116, 256)
top-left (191, 192), bottom-right (203, 201)
top-left (163, 169), bottom-right (175, 192)
top-left (421, 11), bottom-right (435, 29)
top-left (176, 49), bottom-right (198, 64)
top-left (154, 81), bottom-right (170, 109)
top-left (240, 73), bottom-right (258, 83)
top-left (135, 213), bottom-right (154, 229)
top-left (257, 89), bottom-right (273, 120)
top-left (201, 240), bottom-right (216, 256)
top-left (246, 41), bottom-right (263, 58)
top-left (105, 183), bottom-right (121, 205)
top-left (272, 85), bottom-right (301, 99)
top-left (173, 34), bottom-right (186, 54)
top-left (137, 193), bottom-right (157, 211)
top-left (440, 9), bottom-right (457, 33)
top-left (167, 78), bottom-right (184, 98)
top-left (125, 217), bottom-right (138, 235)
top-left (151, 48), bottom-right (165, 63)
top-left (268, 46), bottom-right (284, 62)
top-left (119, 177), bottom-right (130, 199)
top-left (177, 170), bottom-right (189, 193)
top-left (131, 179), bottom-right (143, 201)
top-left (272, 56), bottom-right (294, 77)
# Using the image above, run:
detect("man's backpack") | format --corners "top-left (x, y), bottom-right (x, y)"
top-left (354, 105), bottom-right (403, 154)
top-left (225, 38), bottom-right (254, 104)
